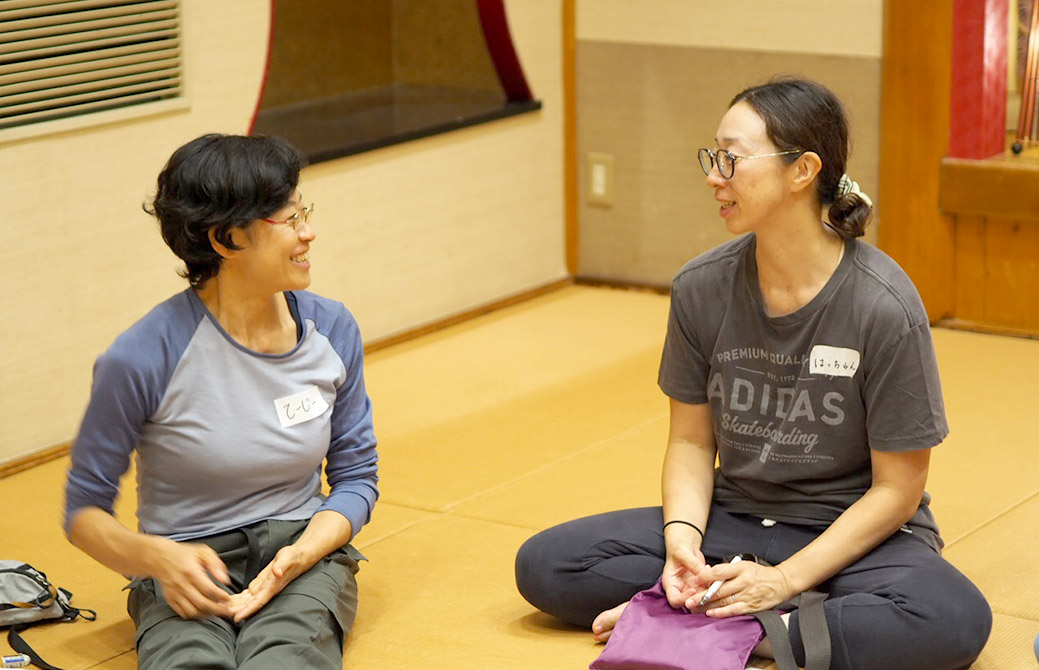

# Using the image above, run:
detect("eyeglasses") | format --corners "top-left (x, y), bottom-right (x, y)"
top-left (697, 148), bottom-right (802, 179)
top-left (262, 203), bottom-right (313, 231)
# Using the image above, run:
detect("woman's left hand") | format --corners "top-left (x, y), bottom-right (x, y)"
top-left (227, 545), bottom-right (310, 622)
top-left (687, 561), bottom-right (794, 618)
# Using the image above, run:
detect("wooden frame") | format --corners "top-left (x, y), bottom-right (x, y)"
top-left (563, 0), bottom-right (577, 274)
top-left (879, 0), bottom-right (955, 322)
top-left (884, 0), bottom-right (1039, 333)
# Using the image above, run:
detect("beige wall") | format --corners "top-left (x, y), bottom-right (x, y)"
top-left (576, 0), bottom-right (883, 57)
top-left (0, 0), bottom-right (565, 464)
top-left (575, 1), bottom-right (882, 286)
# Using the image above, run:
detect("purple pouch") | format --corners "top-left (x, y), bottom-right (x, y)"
top-left (590, 581), bottom-right (765, 670)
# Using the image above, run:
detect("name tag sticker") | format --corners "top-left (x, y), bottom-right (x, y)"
top-left (274, 385), bottom-right (330, 428)
top-left (809, 345), bottom-right (861, 378)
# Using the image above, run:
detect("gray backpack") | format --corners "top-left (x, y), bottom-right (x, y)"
top-left (0, 561), bottom-right (95, 670)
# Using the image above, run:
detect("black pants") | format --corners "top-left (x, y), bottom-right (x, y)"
top-left (515, 506), bottom-right (991, 670)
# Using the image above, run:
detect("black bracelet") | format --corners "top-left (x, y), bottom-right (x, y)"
top-left (663, 519), bottom-right (704, 539)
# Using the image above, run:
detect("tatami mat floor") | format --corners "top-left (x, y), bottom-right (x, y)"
top-left (3, 285), bottom-right (1037, 668)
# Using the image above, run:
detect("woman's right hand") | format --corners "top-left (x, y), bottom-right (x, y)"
top-left (66, 507), bottom-right (233, 619)
top-left (146, 537), bottom-right (233, 619)
top-left (661, 526), bottom-right (708, 608)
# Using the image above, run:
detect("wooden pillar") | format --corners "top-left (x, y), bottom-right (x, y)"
top-left (879, 0), bottom-right (955, 322)
top-left (563, 0), bottom-right (578, 274)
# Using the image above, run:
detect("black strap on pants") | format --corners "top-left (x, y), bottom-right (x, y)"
top-left (240, 525), bottom-right (264, 586)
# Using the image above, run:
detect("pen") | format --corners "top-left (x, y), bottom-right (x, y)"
top-left (699, 555), bottom-right (743, 607)
top-left (1, 654), bottom-right (30, 668)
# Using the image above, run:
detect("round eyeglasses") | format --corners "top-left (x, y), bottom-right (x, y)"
top-left (263, 203), bottom-right (313, 231)
top-left (697, 148), bottom-right (802, 179)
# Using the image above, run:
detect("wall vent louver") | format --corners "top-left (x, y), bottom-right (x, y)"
top-left (0, 0), bottom-right (182, 130)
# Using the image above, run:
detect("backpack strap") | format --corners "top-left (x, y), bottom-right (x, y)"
top-left (8, 625), bottom-right (65, 670)
top-left (54, 588), bottom-right (97, 623)
top-left (2, 565), bottom-right (96, 670)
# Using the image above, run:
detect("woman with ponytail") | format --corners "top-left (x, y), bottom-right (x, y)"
top-left (515, 78), bottom-right (991, 670)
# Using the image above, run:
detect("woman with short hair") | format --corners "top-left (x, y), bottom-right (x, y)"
top-left (64, 133), bottom-right (378, 669)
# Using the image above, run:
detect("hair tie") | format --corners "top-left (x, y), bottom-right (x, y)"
top-left (663, 519), bottom-right (705, 540)
top-left (837, 174), bottom-right (873, 208)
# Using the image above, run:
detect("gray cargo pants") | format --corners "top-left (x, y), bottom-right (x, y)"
top-left (128, 518), bottom-right (362, 669)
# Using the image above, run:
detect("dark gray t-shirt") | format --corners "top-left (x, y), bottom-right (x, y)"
top-left (659, 234), bottom-right (948, 550)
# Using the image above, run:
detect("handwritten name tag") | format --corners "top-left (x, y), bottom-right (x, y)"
top-left (809, 345), bottom-right (861, 378)
top-left (274, 385), bottom-right (330, 428)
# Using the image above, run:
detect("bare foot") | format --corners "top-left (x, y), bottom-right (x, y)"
top-left (591, 601), bottom-right (629, 643)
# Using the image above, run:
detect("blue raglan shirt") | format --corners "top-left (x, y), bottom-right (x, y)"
top-left (64, 289), bottom-right (379, 542)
